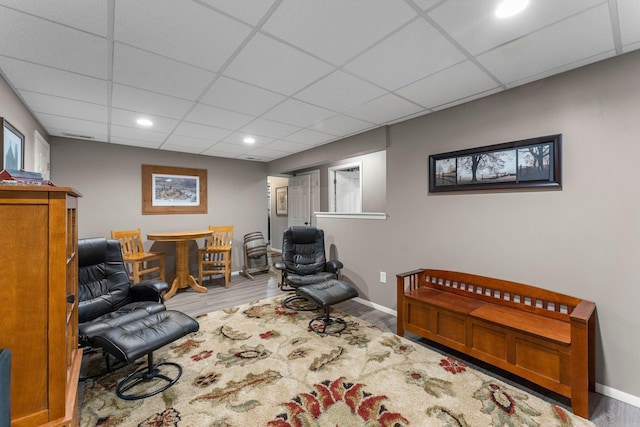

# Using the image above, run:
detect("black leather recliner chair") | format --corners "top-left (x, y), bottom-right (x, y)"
top-left (274, 226), bottom-right (343, 309)
top-left (78, 238), bottom-right (199, 400)
top-left (78, 237), bottom-right (168, 348)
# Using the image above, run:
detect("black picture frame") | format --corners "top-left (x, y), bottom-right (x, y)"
top-left (1, 118), bottom-right (25, 171)
top-left (429, 134), bottom-right (562, 193)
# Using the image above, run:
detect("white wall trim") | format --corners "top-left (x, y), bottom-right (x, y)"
top-left (596, 383), bottom-right (640, 409)
top-left (351, 297), bottom-right (640, 410)
top-left (352, 296), bottom-right (397, 317)
top-left (315, 212), bottom-right (387, 220)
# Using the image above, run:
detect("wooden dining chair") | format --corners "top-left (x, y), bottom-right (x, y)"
top-left (111, 229), bottom-right (165, 284)
top-left (198, 225), bottom-right (233, 288)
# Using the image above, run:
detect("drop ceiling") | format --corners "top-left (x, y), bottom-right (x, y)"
top-left (1, 0), bottom-right (638, 162)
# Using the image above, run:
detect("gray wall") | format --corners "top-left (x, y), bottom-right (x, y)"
top-left (51, 137), bottom-right (268, 279)
top-left (0, 74), bottom-right (48, 170)
top-left (302, 51), bottom-right (640, 399)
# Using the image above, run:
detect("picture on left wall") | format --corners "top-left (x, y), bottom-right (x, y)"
top-left (1, 118), bottom-right (24, 171)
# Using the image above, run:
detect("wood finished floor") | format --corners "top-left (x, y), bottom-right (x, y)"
top-left (164, 271), bottom-right (638, 426)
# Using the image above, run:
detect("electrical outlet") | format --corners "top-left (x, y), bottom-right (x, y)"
top-left (379, 272), bottom-right (387, 283)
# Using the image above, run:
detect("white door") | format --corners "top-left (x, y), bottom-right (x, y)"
top-left (33, 130), bottom-right (50, 180)
top-left (288, 171), bottom-right (320, 227)
top-left (288, 174), bottom-right (310, 226)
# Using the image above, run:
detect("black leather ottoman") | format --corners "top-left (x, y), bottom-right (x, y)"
top-left (296, 279), bottom-right (359, 334)
top-left (93, 310), bottom-right (199, 400)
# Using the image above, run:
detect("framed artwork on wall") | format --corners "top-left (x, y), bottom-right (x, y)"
top-left (276, 186), bottom-right (288, 215)
top-left (1, 118), bottom-right (25, 171)
top-left (429, 134), bottom-right (562, 193)
top-left (142, 164), bottom-right (208, 214)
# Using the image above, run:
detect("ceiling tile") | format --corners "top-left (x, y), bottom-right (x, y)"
top-left (203, 141), bottom-right (251, 155)
top-left (114, 0), bottom-right (251, 71)
top-left (162, 134), bottom-right (216, 151)
top-left (310, 115), bottom-right (374, 137)
top-left (37, 112), bottom-right (108, 136)
top-left (222, 132), bottom-right (274, 147)
top-left (198, 0), bottom-right (278, 26)
top-left (344, 18), bottom-right (466, 90)
top-left (110, 136), bottom-right (162, 149)
top-left (172, 121), bottom-right (233, 142)
top-left (431, 87), bottom-right (504, 112)
top-left (160, 144), bottom-right (206, 154)
top-left (48, 128), bottom-right (108, 143)
top-left (618, 0), bottom-right (640, 51)
top-left (412, 0), bottom-right (441, 11)
top-left (346, 93), bottom-right (424, 124)
top-left (223, 33), bottom-right (334, 95)
top-left (112, 43), bottom-right (215, 100)
top-left (0, 0), bottom-right (110, 36)
top-left (0, 6), bottom-right (109, 79)
top-left (110, 108), bottom-right (179, 133)
top-left (264, 139), bottom-right (308, 153)
top-left (200, 77), bottom-right (286, 116)
top-left (184, 103), bottom-right (255, 130)
top-left (262, 0), bottom-right (417, 65)
top-left (294, 70), bottom-right (387, 112)
top-left (477, 4), bottom-right (615, 85)
top-left (19, 91), bottom-right (107, 123)
top-left (199, 150), bottom-right (239, 159)
top-left (396, 60), bottom-right (499, 109)
top-left (110, 124), bottom-right (168, 143)
top-left (428, 0), bottom-right (603, 55)
top-left (112, 84), bottom-right (195, 119)
top-left (242, 147), bottom-right (285, 160)
top-left (0, 57), bottom-right (108, 104)
top-left (262, 99), bottom-right (336, 128)
top-left (239, 118), bottom-right (300, 139)
top-left (283, 129), bottom-right (336, 145)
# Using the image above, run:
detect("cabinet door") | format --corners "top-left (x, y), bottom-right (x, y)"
top-left (0, 203), bottom-right (49, 422)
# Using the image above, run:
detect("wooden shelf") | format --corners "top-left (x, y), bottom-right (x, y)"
top-left (0, 186), bottom-right (80, 426)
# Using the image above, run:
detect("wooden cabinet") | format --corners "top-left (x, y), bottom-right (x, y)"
top-left (0, 186), bottom-right (82, 427)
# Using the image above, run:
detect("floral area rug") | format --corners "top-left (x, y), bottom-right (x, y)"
top-left (80, 295), bottom-right (595, 426)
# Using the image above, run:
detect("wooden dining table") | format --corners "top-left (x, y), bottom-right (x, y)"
top-left (147, 230), bottom-right (212, 300)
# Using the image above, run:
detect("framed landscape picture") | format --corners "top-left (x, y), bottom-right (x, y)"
top-left (142, 164), bottom-right (207, 214)
top-left (429, 134), bottom-right (562, 193)
top-left (1, 118), bottom-right (24, 170)
top-left (276, 186), bottom-right (288, 215)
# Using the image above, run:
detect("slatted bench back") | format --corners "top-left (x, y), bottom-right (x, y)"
top-left (411, 269), bottom-right (581, 322)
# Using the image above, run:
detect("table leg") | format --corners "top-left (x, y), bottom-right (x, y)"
top-left (163, 240), bottom-right (207, 300)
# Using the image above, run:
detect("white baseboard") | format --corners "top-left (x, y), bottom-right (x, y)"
top-left (596, 383), bottom-right (640, 409)
top-left (350, 297), bottom-right (640, 410)
top-left (352, 296), bottom-right (397, 317)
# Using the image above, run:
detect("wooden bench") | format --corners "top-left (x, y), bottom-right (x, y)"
top-left (397, 269), bottom-right (596, 419)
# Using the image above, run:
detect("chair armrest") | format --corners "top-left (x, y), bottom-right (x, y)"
top-left (274, 261), bottom-right (285, 271)
top-left (130, 280), bottom-right (169, 302)
top-left (326, 260), bottom-right (344, 273)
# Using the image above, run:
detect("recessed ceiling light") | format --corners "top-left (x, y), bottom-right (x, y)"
top-left (243, 137), bottom-right (256, 144)
top-left (495, 0), bottom-right (529, 18)
top-left (136, 118), bottom-right (153, 127)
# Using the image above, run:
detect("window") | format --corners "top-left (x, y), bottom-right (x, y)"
top-left (328, 162), bottom-right (362, 213)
